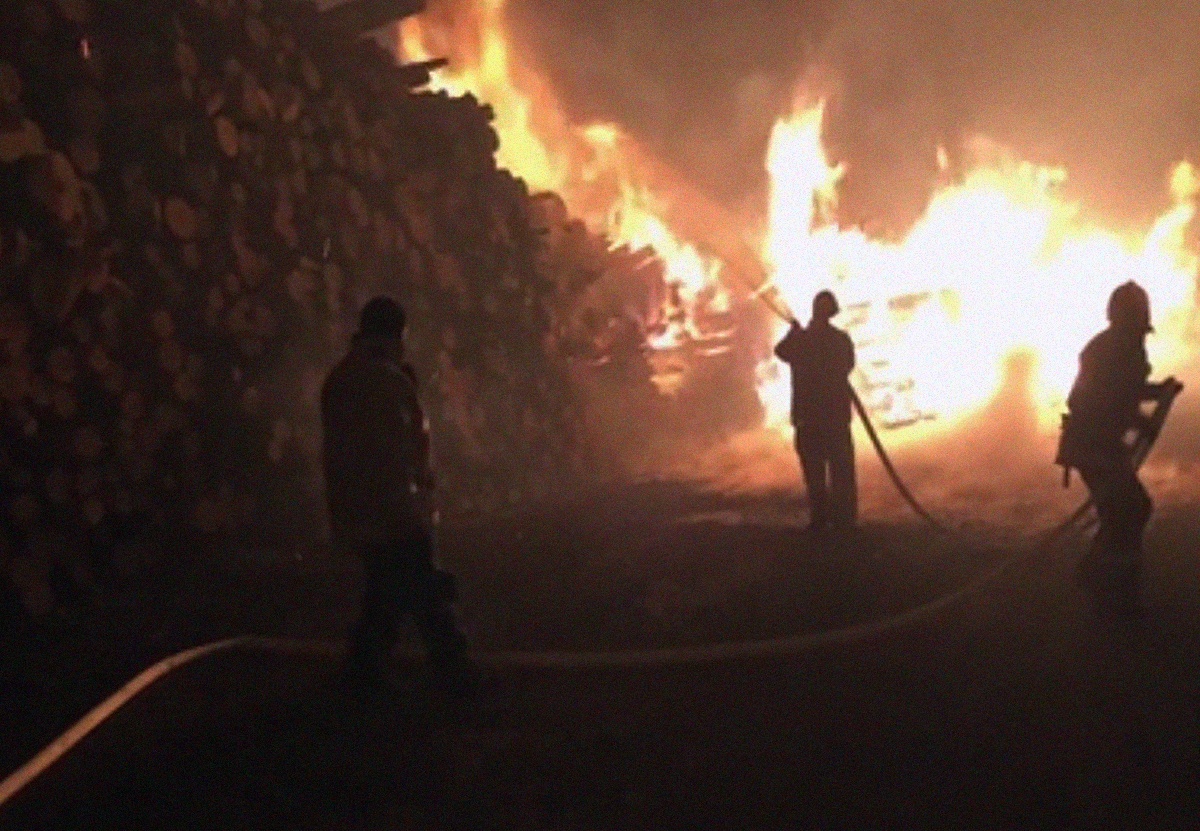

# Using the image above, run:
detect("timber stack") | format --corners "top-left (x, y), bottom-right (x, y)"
top-left (0, 0), bottom-right (673, 617)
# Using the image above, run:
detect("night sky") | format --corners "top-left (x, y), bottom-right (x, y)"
top-left (507, 0), bottom-right (1200, 229)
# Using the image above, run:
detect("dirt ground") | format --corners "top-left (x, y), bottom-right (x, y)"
top-left (2, 480), bottom-right (1199, 829)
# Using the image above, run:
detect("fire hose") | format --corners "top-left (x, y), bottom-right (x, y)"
top-left (2, 396), bottom-right (1177, 810)
top-left (0, 317), bottom-right (1180, 812)
top-left (851, 389), bottom-right (949, 533)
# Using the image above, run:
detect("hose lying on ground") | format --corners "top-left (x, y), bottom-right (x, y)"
top-left (5, 387), bottom-right (1167, 808)
top-left (1, 303), bottom-right (1180, 809)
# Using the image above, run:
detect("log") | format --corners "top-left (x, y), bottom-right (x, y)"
top-left (394, 58), bottom-right (447, 90)
top-left (318, 0), bottom-right (426, 35)
top-left (164, 197), bottom-right (200, 240)
top-left (213, 114), bottom-right (239, 157)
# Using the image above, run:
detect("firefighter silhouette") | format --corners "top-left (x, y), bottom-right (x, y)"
top-left (321, 297), bottom-right (475, 697)
top-left (775, 290), bottom-right (858, 530)
top-left (1058, 281), bottom-right (1182, 615)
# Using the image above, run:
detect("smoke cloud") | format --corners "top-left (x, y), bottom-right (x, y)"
top-left (509, 0), bottom-right (1200, 228)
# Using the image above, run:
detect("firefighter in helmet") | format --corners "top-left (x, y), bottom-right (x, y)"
top-left (1058, 281), bottom-right (1182, 615)
top-left (321, 297), bottom-right (475, 696)
top-left (775, 290), bottom-right (858, 531)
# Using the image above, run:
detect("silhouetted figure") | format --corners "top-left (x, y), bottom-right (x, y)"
top-left (1058, 281), bottom-right (1181, 616)
top-left (775, 290), bottom-right (858, 530)
top-left (321, 297), bottom-right (475, 697)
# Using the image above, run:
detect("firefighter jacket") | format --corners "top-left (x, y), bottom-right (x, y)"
top-left (321, 337), bottom-right (435, 545)
top-left (1061, 326), bottom-right (1152, 468)
top-left (774, 320), bottom-right (856, 427)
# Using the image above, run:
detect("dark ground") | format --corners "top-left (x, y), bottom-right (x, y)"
top-left (2, 481), bottom-right (1199, 829)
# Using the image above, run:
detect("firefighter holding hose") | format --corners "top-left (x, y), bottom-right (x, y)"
top-left (321, 296), bottom-right (476, 698)
top-left (1058, 281), bottom-right (1182, 616)
top-left (775, 290), bottom-right (858, 531)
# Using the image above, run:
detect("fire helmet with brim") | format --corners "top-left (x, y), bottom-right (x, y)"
top-left (358, 296), bottom-right (407, 338)
top-left (1107, 281), bottom-right (1153, 333)
top-left (812, 289), bottom-right (840, 320)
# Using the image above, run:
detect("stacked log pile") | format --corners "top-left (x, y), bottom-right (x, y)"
top-left (524, 189), bottom-right (766, 475)
top-left (0, 0), bottom-right (624, 617)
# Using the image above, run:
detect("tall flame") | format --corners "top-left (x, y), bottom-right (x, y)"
top-left (756, 106), bottom-right (1199, 438)
top-left (399, 1), bottom-right (1200, 445)
top-left (398, 0), bottom-right (729, 359)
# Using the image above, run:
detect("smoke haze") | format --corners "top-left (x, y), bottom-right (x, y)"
top-left (391, 0), bottom-right (1200, 519)
top-left (509, 0), bottom-right (1200, 228)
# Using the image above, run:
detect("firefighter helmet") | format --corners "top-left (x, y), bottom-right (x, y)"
top-left (358, 296), bottom-right (407, 338)
top-left (1107, 281), bottom-right (1153, 333)
top-left (812, 290), bottom-right (840, 320)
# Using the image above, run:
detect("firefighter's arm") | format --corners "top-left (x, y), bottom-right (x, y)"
top-left (373, 372), bottom-right (434, 527)
top-left (404, 391), bottom-right (441, 527)
top-left (774, 321), bottom-right (803, 363)
top-left (412, 415), bottom-right (436, 491)
top-left (1132, 377), bottom-right (1183, 441)
top-left (1133, 377), bottom-right (1183, 429)
top-left (1143, 376), bottom-right (1184, 400)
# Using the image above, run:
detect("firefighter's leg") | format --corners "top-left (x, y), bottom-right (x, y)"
top-left (828, 425), bottom-right (857, 528)
top-left (1076, 525), bottom-right (1110, 589)
top-left (1107, 469), bottom-right (1152, 613)
top-left (1080, 466), bottom-right (1151, 614)
top-left (1075, 466), bottom-right (1109, 589)
top-left (412, 597), bottom-right (474, 699)
top-left (797, 428), bottom-right (829, 530)
top-left (346, 544), bottom-right (406, 680)
top-left (1078, 468), bottom-right (1121, 599)
top-left (406, 533), bottom-right (476, 699)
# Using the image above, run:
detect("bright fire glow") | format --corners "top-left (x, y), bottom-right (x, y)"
top-left (399, 2), bottom-right (727, 358)
top-left (398, 1), bottom-right (1200, 443)
top-left (757, 115), bottom-right (1200, 439)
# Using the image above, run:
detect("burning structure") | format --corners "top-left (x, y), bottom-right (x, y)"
top-left (399, 0), bottom-right (1200, 441)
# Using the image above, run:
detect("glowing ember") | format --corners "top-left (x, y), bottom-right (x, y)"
top-left (398, 1), bottom-right (1199, 444)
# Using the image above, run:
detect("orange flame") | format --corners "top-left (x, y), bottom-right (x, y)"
top-left (756, 104), bottom-right (1198, 440)
top-left (399, 2), bottom-right (1200, 444)
top-left (399, 4), bottom-right (727, 297)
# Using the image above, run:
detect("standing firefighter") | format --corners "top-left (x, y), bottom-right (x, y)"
top-left (321, 297), bottom-right (475, 697)
top-left (775, 290), bottom-right (858, 531)
top-left (1058, 281), bottom-right (1182, 616)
